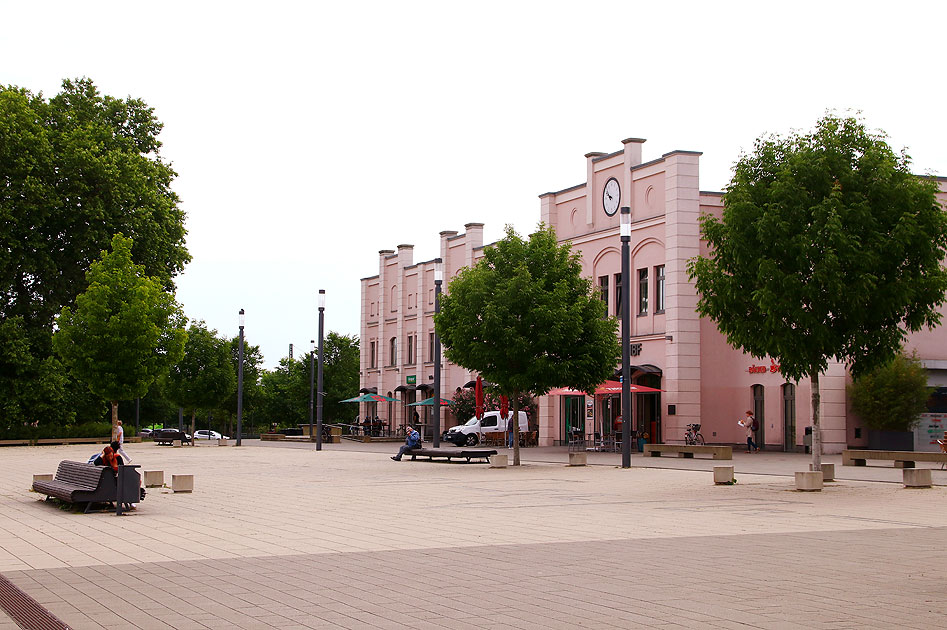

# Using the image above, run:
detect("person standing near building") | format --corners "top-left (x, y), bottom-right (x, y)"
top-left (507, 414), bottom-right (515, 449)
top-left (739, 411), bottom-right (759, 453)
top-left (114, 420), bottom-right (132, 463)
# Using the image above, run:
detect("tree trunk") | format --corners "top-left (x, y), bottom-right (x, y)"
top-left (111, 401), bottom-right (119, 441)
top-left (512, 392), bottom-right (521, 466)
top-left (810, 372), bottom-right (822, 471)
top-left (190, 410), bottom-right (196, 446)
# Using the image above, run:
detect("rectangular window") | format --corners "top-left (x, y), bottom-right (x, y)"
top-left (428, 332), bottom-right (436, 362)
top-left (638, 269), bottom-right (649, 315)
top-left (369, 341), bottom-right (377, 369)
top-left (389, 337), bottom-right (397, 366)
top-left (407, 335), bottom-right (416, 365)
top-left (614, 273), bottom-right (622, 317)
top-left (598, 276), bottom-right (609, 314)
top-left (408, 293), bottom-right (414, 310)
top-left (655, 265), bottom-right (666, 313)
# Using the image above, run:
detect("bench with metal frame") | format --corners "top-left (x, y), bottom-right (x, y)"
top-left (32, 460), bottom-right (142, 514)
top-left (405, 448), bottom-right (498, 463)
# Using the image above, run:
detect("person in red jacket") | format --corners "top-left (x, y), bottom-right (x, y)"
top-left (93, 441), bottom-right (123, 473)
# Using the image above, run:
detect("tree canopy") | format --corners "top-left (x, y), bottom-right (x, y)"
top-left (53, 234), bottom-right (188, 434)
top-left (436, 224), bottom-right (620, 464)
top-left (168, 321), bottom-right (237, 439)
top-left (687, 114), bottom-right (947, 467)
top-left (1, 77), bottom-right (189, 432)
top-left (848, 353), bottom-right (931, 432)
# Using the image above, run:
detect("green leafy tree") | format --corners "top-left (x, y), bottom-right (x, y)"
top-left (168, 321), bottom-right (237, 441)
top-left (321, 332), bottom-right (360, 422)
top-left (848, 353), bottom-right (931, 432)
top-left (0, 317), bottom-right (71, 436)
top-left (436, 224), bottom-right (620, 464)
top-left (222, 336), bottom-right (264, 437)
top-left (0, 78), bottom-right (189, 429)
top-left (53, 234), bottom-right (188, 438)
top-left (257, 357), bottom-right (308, 430)
top-left (687, 114), bottom-right (947, 469)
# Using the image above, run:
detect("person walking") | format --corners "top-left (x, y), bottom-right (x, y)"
top-left (391, 426), bottom-right (421, 461)
top-left (507, 413), bottom-right (515, 449)
top-left (114, 420), bottom-right (132, 463)
top-left (739, 411), bottom-right (759, 453)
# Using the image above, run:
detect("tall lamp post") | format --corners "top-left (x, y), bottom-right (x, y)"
top-left (620, 207), bottom-right (632, 469)
top-left (432, 258), bottom-right (443, 448)
top-left (309, 339), bottom-right (315, 443)
top-left (316, 290), bottom-right (325, 451)
top-left (237, 308), bottom-right (245, 447)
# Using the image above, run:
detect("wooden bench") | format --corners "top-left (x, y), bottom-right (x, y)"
top-left (406, 448), bottom-right (498, 463)
top-left (842, 449), bottom-right (947, 468)
top-left (32, 461), bottom-right (142, 513)
top-left (643, 444), bottom-right (732, 460)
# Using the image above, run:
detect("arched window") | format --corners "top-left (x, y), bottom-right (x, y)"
top-left (390, 285), bottom-right (398, 311)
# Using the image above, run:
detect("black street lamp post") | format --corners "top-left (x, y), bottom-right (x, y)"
top-left (316, 290), bottom-right (325, 451)
top-left (237, 308), bottom-right (245, 447)
top-left (433, 258), bottom-right (443, 448)
top-left (309, 339), bottom-right (315, 443)
top-left (620, 207), bottom-right (632, 469)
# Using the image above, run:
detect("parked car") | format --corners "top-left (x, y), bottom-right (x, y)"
top-left (138, 428), bottom-right (153, 437)
top-left (151, 428), bottom-right (192, 445)
top-left (194, 430), bottom-right (229, 440)
top-left (443, 410), bottom-right (528, 446)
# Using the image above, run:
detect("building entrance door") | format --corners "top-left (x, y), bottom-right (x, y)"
top-left (752, 384), bottom-right (765, 450)
top-left (563, 396), bottom-right (584, 444)
top-left (636, 374), bottom-right (662, 444)
top-left (782, 383), bottom-right (796, 452)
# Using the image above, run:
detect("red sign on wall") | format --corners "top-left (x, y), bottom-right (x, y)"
top-left (748, 359), bottom-right (780, 374)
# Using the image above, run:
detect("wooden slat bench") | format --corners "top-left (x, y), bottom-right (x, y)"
top-left (643, 444), bottom-right (732, 460)
top-left (841, 449), bottom-right (947, 468)
top-left (406, 448), bottom-right (498, 463)
top-left (32, 461), bottom-right (142, 513)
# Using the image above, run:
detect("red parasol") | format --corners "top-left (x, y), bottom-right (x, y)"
top-left (499, 395), bottom-right (509, 418)
top-left (475, 375), bottom-right (484, 421)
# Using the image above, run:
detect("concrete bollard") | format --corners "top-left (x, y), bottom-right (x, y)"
top-left (143, 470), bottom-right (164, 488)
top-left (490, 454), bottom-right (508, 468)
top-left (810, 463), bottom-right (835, 481)
top-left (903, 468), bottom-right (932, 488)
top-left (171, 474), bottom-right (194, 493)
top-left (795, 471), bottom-right (823, 491)
top-left (713, 466), bottom-right (734, 485)
top-left (568, 452), bottom-right (587, 466)
top-left (218, 438), bottom-right (228, 446)
top-left (32, 474), bottom-right (54, 484)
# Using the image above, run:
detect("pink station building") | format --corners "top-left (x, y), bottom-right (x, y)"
top-left (359, 137), bottom-right (947, 452)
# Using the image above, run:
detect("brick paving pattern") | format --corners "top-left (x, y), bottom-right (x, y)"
top-left (0, 441), bottom-right (944, 629)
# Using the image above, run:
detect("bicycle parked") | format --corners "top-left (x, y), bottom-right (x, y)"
top-left (684, 423), bottom-right (705, 445)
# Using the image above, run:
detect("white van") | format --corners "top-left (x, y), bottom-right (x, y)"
top-left (443, 410), bottom-right (528, 447)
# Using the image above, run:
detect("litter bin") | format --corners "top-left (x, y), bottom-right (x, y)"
top-left (803, 426), bottom-right (812, 454)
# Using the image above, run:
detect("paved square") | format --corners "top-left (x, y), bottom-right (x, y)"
top-left (0, 441), bottom-right (944, 629)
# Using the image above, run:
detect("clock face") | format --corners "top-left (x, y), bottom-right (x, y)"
top-left (603, 177), bottom-right (620, 216)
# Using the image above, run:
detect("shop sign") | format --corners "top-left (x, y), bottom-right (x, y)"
top-left (406, 375), bottom-right (416, 385)
top-left (748, 359), bottom-right (780, 374)
top-left (630, 343), bottom-right (642, 356)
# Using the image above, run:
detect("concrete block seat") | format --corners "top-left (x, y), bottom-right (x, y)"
top-left (643, 444), bottom-right (732, 460)
top-left (842, 449), bottom-right (947, 468)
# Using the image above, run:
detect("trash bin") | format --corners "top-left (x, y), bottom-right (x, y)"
top-left (803, 426), bottom-right (812, 454)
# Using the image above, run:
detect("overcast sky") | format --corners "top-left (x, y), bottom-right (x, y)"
top-left (5, 1), bottom-right (946, 369)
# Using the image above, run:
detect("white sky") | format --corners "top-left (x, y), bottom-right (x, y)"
top-left (5, 1), bottom-right (946, 368)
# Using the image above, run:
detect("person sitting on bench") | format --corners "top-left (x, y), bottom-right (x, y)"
top-left (391, 426), bottom-right (421, 461)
